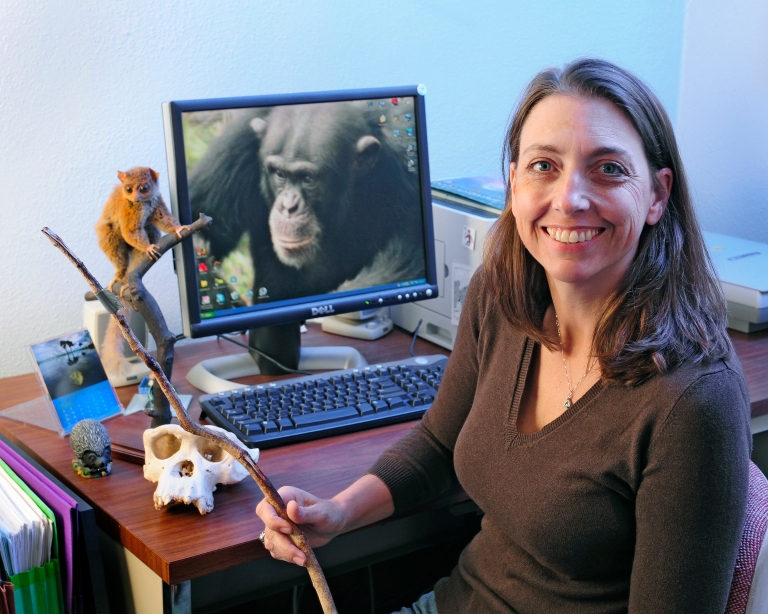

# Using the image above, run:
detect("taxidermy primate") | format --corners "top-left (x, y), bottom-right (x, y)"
top-left (96, 166), bottom-right (188, 292)
top-left (189, 102), bottom-right (425, 303)
top-left (95, 166), bottom-right (187, 377)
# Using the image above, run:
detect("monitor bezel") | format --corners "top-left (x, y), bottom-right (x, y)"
top-left (163, 85), bottom-right (438, 339)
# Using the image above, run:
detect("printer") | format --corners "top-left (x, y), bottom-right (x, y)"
top-left (390, 197), bottom-right (500, 349)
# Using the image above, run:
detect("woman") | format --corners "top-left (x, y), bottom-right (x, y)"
top-left (256, 59), bottom-right (752, 613)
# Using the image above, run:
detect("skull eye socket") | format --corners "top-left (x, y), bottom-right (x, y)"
top-left (196, 439), bottom-right (226, 463)
top-left (151, 433), bottom-right (182, 460)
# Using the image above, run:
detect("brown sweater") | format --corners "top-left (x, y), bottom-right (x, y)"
top-left (369, 270), bottom-right (752, 613)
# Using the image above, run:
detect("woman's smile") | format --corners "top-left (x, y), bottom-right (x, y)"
top-left (544, 227), bottom-right (604, 244)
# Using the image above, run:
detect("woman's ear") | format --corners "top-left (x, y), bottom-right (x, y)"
top-left (508, 162), bottom-right (517, 207)
top-left (646, 168), bottom-right (673, 225)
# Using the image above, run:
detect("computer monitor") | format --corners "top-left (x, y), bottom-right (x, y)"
top-left (162, 86), bottom-right (438, 392)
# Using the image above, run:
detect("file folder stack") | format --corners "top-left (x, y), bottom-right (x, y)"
top-left (0, 456), bottom-right (62, 614)
top-left (703, 232), bottom-right (768, 333)
top-left (0, 435), bottom-right (109, 614)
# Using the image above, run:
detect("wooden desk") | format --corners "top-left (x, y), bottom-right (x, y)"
top-left (1, 324), bottom-right (767, 613)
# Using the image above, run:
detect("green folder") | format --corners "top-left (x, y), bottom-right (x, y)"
top-left (0, 458), bottom-right (64, 614)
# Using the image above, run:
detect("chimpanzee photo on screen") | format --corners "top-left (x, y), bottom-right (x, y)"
top-left (183, 98), bottom-right (427, 309)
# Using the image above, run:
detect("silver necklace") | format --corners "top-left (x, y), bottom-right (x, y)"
top-left (555, 314), bottom-right (596, 409)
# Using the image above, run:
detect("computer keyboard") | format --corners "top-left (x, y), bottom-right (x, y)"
top-left (198, 354), bottom-right (448, 448)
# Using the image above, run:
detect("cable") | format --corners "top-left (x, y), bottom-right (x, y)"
top-left (217, 333), bottom-right (313, 376)
top-left (409, 319), bottom-right (423, 357)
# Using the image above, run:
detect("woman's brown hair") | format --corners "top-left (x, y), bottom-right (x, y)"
top-left (484, 58), bottom-right (731, 385)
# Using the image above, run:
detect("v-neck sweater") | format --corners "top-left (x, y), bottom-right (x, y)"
top-left (369, 270), bottom-right (752, 614)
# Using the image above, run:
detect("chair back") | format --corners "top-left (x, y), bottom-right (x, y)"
top-left (726, 460), bottom-right (768, 614)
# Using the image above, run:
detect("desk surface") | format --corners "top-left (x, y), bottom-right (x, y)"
top-left (0, 324), bottom-right (767, 586)
top-left (0, 324), bottom-right (457, 585)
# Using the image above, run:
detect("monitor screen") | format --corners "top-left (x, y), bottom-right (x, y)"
top-left (162, 86), bottom-right (437, 386)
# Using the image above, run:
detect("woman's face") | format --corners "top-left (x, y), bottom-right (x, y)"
top-left (509, 95), bottom-right (672, 297)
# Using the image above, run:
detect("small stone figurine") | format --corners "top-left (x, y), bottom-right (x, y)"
top-left (70, 419), bottom-right (113, 478)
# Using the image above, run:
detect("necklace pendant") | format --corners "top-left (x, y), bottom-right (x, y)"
top-left (563, 392), bottom-right (572, 409)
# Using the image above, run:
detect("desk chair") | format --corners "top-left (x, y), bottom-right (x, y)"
top-left (726, 461), bottom-right (768, 613)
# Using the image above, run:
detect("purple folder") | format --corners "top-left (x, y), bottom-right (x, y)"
top-left (0, 439), bottom-right (79, 613)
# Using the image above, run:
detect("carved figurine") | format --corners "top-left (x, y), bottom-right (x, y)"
top-left (70, 419), bottom-right (112, 478)
top-left (95, 167), bottom-right (188, 294)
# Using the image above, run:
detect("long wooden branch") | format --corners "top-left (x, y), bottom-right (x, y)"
top-left (43, 227), bottom-right (338, 614)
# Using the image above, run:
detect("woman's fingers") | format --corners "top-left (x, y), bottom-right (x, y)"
top-left (261, 527), bottom-right (306, 566)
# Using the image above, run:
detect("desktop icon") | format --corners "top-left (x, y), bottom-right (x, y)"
top-left (379, 100), bottom-right (386, 107)
top-left (201, 295), bottom-right (211, 305)
top-left (230, 291), bottom-right (240, 301)
top-left (258, 287), bottom-right (268, 297)
top-left (406, 143), bottom-right (415, 152)
top-left (391, 98), bottom-right (399, 106)
top-left (196, 247), bottom-right (207, 256)
top-left (393, 115), bottom-right (399, 122)
top-left (404, 113), bottom-right (412, 121)
top-left (200, 280), bottom-right (209, 289)
top-left (215, 293), bottom-right (226, 305)
top-left (405, 128), bottom-right (414, 136)
top-left (214, 278), bottom-right (224, 286)
top-left (393, 130), bottom-right (400, 137)
top-left (230, 275), bottom-right (238, 283)
top-left (198, 262), bottom-right (208, 273)
top-left (213, 260), bottom-right (222, 269)
top-left (379, 115), bottom-right (387, 124)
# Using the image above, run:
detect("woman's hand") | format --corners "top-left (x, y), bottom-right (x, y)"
top-left (256, 486), bottom-right (346, 566)
top-left (256, 474), bottom-right (395, 567)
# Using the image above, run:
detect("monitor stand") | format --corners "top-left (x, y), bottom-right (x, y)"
top-left (186, 323), bottom-right (368, 393)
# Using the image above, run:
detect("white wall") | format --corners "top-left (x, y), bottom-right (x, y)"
top-left (0, 0), bottom-right (685, 378)
top-left (676, 0), bottom-right (768, 242)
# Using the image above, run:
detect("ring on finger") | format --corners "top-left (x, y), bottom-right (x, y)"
top-left (259, 530), bottom-right (266, 546)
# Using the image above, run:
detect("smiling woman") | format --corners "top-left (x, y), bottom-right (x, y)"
top-left (256, 59), bottom-right (752, 614)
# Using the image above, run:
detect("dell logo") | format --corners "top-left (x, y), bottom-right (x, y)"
top-left (311, 305), bottom-right (336, 316)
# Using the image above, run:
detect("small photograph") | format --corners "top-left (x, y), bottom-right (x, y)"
top-left (28, 329), bottom-right (122, 434)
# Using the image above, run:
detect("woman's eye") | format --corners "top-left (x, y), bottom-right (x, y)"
top-left (600, 163), bottom-right (623, 175)
top-left (532, 161), bottom-right (552, 172)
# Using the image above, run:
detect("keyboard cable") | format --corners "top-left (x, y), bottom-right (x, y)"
top-left (409, 319), bottom-right (423, 357)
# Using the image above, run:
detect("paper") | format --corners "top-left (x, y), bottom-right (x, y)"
top-left (0, 463), bottom-right (54, 577)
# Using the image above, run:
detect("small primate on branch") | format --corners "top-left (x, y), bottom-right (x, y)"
top-left (96, 167), bottom-right (188, 295)
top-left (43, 227), bottom-right (339, 614)
top-left (92, 166), bottom-right (210, 425)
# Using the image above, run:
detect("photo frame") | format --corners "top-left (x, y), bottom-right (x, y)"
top-left (25, 329), bottom-right (123, 436)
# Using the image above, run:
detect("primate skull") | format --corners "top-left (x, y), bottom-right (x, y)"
top-left (143, 424), bottom-right (259, 515)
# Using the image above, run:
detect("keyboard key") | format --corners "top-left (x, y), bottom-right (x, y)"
top-left (372, 400), bottom-right (389, 412)
top-left (290, 406), bottom-right (360, 428)
top-left (240, 420), bottom-right (262, 435)
top-left (357, 403), bottom-right (375, 416)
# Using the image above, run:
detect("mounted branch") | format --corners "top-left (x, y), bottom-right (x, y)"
top-left (43, 227), bottom-right (338, 614)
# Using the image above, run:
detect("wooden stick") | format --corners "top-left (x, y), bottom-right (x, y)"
top-left (42, 227), bottom-right (338, 614)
